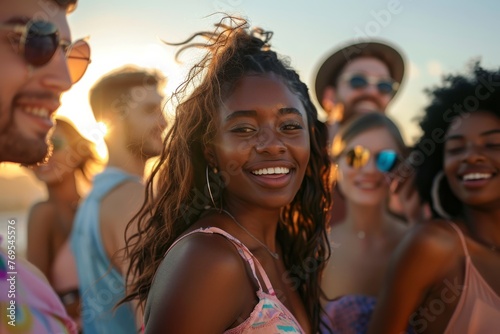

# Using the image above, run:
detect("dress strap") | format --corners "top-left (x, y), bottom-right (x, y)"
top-left (166, 227), bottom-right (277, 294)
top-left (446, 222), bottom-right (470, 257)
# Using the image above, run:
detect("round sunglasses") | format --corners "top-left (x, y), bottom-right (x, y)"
top-left (340, 73), bottom-right (399, 95)
top-left (0, 20), bottom-right (90, 83)
top-left (344, 145), bottom-right (400, 173)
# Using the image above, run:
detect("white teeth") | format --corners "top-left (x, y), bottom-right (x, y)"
top-left (463, 173), bottom-right (492, 181)
top-left (251, 167), bottom-right (290, 175)
top-left (22, 106), bottom-right (50, 119)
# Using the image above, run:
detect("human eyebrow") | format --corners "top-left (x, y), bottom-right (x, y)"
top-left (2, 17), bottom-right (30, 25)
top-left (444, 134), bottom-right (464, 142)
top-left (225, 110), bottom-right (257, 122)
top-left (481, 129), bottom-right (500, 136)
top-left (278, 107), bottom-right (303, 117)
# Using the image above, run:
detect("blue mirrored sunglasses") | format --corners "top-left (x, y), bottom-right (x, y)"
top-left (344, 145), bottom-right (399, 173)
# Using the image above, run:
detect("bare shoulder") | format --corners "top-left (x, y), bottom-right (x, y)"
top-left (100, 180), bottom-right (144, 226)
top-left (145, 230), bottom-right (252, 332)
top-left (102, 179), bottom-right (145, 209)
top-left (27, 201), bottom-right (56, 228)
top-left (393, 220), bottom-right (464, 274)
top-left (153, 230), bottom-right (248, 286)
top-left (405, 220), bottom-right (463, 254)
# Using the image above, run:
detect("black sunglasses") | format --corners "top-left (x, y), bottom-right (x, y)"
top-left (344, 145), bottom-right (400, 173)
top-left (0, 20), bottom-right (90, 83)
top-left (340, 73), bottom-right (399, 95)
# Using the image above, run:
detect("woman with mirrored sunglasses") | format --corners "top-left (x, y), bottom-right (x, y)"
top-left (320, 112), bottom-right (416, 333)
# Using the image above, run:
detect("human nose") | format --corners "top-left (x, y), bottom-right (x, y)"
top-left (255, 127), bottom-right (286, 155)
top-left (39, 49), bottom-right (72, 93)
top-left (356, 152), bottom-right (379, 174)
top-left (462, 143), bottom-right (486, 163)
top-left (362, 82), bottom-right (381, 96)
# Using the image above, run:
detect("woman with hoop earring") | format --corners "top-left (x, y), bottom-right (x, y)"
top-left (369, 63), bottom-right (500, 334)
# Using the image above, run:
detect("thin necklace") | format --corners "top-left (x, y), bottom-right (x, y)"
top-left (474, 237), bottom-right (500, 254)
top-left (221, 209), bottom-right (280, 260)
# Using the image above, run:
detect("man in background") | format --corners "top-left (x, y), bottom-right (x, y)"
top-left (71, 66), bottom-right (167, 333)
top-left (314, 40), bottom-right (405, 144)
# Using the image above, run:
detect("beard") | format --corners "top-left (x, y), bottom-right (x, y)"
top-left (123, 120), bottom-right (162, 161)
top-left (342, 95), bottom-right (386, 123)
top-left (0, 101), bottom-right (53, 164)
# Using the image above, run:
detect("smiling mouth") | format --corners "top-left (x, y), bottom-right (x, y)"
top-left (251, 167), bottom-right (290, 176)
top-left (23, 106), bottom-right (51, 119)
top-left (461, 173), bottom-right (493, 181)
top-left (355, 180), bottom-right (383, 190)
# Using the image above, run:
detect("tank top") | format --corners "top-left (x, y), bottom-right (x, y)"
top-left (156, 227), bottom-right (305, 333)
top-left (445, 223), bottom-right (500, 333)
top-left (71, 167), bottom-right (141, 334)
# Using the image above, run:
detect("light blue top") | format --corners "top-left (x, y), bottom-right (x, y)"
top-left (71, 167), bottom-right (141, 334)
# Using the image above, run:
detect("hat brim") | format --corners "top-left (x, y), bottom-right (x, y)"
top-left (314, 40), bottom-right (405, 108)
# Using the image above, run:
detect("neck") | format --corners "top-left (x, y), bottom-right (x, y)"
top-left (223, 201), bottom-right (280, 250)
top-left (106, 141), bottom-right (146, 177)
top-left (463, 206), bottom-right (500, 246)
top-left (46, 175), bottom-right (80, 206)
top-left (344, 201), bottom-right (389, 237)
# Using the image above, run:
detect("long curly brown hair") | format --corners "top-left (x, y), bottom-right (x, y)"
top-left (122, 16), bottom-right (332, 332)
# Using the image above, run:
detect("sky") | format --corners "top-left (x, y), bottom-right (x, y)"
top-left (2, 0), bottom-right (500, 180)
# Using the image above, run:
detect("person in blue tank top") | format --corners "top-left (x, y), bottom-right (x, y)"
top-left (70, 66), bottom-right (167, 334)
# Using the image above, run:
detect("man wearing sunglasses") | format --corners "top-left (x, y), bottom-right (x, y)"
top-left (314, 40), bottom-right (412, 226)
top-left (314, 40), bottom-right (405, 143)
top-left (0, 1), bottom-right (90, 333)
top-left (0, 0), bottom-right (90, 165)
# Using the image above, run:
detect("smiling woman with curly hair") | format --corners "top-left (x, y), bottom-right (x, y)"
top-left (121, 16), bottom-right (332, 333)
top-left (369, 63), bottom-right (500, 334)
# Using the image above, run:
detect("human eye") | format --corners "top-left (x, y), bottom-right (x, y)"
top-left (230, 124), bottom-right (256, 134)
top-left (484, 133), bottom-right (500, 149)
top-left (485, 142), bottom-right (500, 150)
top-left (444, 137), bottom-right (465, 154)
top-left (445, 144), bottom-right (464, 155)
top-left (281, 121), bottom-right (303, 131)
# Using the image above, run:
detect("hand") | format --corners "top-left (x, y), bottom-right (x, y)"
top-left (389, 172), bottom-right (430, 225)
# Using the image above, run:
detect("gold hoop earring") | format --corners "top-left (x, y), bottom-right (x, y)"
top-left (206, 165), bottom-right (216, 208)
top-left (206, 165), bottom-right (222, 211)
top-left (431, 171), bottom-right (451, 220)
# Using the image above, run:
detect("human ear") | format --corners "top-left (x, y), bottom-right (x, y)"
top-left (322, 86), bottom-right (337, 114)
top-left (323, 86), bottom-right (345, 123)
top-left (203, 145), bottom-right (218, 169)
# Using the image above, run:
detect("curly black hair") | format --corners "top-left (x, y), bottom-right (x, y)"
top-left (411, 62), bottom-right (500, 221)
